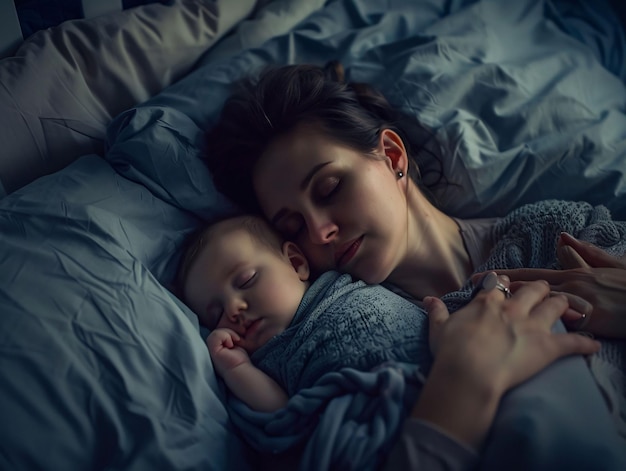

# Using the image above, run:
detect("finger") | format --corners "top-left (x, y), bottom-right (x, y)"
top-left (559, 232), bottom-right (626, 269)
top-left (471, 272), bottom-right (510, 299)
top-left (508, 280), bottom-right (542, 292)
top-left (507, 279), bottom-right (551, 307)
top-left (548, 332), bottom-right (601, 358)
top-left (221, 327), bottom-right (240, 339)
top-left (550, 291), bottom-right (592, 317)
top-left (471, 271), bottom-right (496, 297)
top-left (424, 296), bottom-right (449, 333)
top-left (494, 268), bottom-right (579, 285)
top-left (528, 293), bottom-right (570, 328)
top-left (476, 268), bottom-right (556, 284)
top-left (561, 308), bottom-right (591, 331)
top-left (557, 244), bottom-right (590, 270)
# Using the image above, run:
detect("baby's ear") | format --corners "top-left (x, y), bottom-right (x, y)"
top-left (283, 241), bottom-right (310, 281)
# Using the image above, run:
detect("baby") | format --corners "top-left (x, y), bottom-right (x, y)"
top-left (176, 214), bottom-right (431, 412)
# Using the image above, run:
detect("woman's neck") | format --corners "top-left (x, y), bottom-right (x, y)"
top-left (387, 191), bottom-right (474, 300)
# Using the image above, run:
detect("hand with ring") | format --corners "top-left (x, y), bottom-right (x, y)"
top-left (492, 232), bottom-right (626, 339)
top-left (471, 271), bottom-right (512, 299)
top-left (416, 273), bottom-right (600, 448)
top-left (424, 272), bottom-right (600, 390)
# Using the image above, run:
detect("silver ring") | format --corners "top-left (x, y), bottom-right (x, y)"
top-left (471, 272), bottom-right (512, 299)
top-left (495, 281), bottom-right (512, 299)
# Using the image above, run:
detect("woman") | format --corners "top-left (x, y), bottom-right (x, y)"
top-left (203, 63), bottom-right (626, 469)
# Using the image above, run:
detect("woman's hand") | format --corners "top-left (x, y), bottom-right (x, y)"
top-left (494, 232), bottom-right (626, 339)
top-left (412, 273), bottom-right (600, 449)
top-left (557, 231), bottom-right (626, 270)
top-left (427, 273), bottom-right (599, 391)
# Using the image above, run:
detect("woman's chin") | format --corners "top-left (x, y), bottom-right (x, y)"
top-left (353, 264), bottom-right (390, 285)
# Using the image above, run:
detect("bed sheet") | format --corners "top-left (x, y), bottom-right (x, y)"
top-left (2, 0), bottom-right (626, 469)
top-left (108, 0), bottom-right (626, 220)
top-left (0, 155), bottom-right (252, 470)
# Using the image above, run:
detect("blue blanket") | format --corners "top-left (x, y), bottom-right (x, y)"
top-left (252, 272), bottom-right (432, 395)
top-left (231, 271), bottom-right (431, 470)
top-left (3, 0), bottom-right (626, 469)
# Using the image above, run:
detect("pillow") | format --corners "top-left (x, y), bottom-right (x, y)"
top-left (0, 0), bottom-right (258, 197)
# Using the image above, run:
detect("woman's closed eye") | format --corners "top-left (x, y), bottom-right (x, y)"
top-left (315, 176), bottom-right (341, 202)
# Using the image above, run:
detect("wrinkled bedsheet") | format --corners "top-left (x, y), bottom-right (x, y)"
top-left (2, 0), bottom-right (626, 469)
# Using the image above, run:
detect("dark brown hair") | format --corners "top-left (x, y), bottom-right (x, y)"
top-left (203, 61), bottom-right (445, 212)
top-left (175, 215), bottom-right (283, 304)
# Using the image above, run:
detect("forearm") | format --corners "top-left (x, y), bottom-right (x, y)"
top-left (382, 418), bottom-right (479, 471)
top-left (222, 363), bottom-right (288, 412)
top-left (410, 358), bottom-right (501, 450)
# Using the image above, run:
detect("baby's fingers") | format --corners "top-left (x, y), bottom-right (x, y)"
top-left (206, 328), bottom-right (241, 350)
top-left (223, 331), bottom-right (242, 348)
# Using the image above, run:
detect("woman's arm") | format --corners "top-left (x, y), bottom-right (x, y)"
top-left (412, 275), bottom-right (600, 449)
top-left (206, 329), bottom-right (288, 412)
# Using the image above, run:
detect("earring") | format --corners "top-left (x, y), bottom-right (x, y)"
top-left (397, 171), bottom-right (404, 179)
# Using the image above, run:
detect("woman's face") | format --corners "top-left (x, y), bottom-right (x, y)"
top-left (253, 124), bottom-right (410, 284)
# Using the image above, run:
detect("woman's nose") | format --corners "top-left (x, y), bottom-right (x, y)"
top-left (306, 212), bottom-right (338, 245)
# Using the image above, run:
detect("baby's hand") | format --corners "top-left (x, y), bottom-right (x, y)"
top-left (206, 328), bottom-right (251, 376)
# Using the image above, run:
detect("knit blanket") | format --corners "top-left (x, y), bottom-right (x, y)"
top-left (228, 271), bottom-right (432, 471)
top-left (442, 200), bottom-right (626, 441)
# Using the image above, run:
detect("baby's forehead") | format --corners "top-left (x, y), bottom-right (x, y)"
top-left (207, 216), bottom-right (260, 241)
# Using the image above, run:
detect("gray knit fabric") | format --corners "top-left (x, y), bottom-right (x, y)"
top-left (441, 199), bottom-right (626, 439)
top-left (251, 271), bottom-right (432, 397)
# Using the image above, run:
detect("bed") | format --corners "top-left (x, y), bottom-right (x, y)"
top-left (1, 0), bottom-right (626, 469)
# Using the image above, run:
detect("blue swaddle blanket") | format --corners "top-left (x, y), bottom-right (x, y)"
top-left (252, 271), bottom-right (433, 396)
top-left (229, 271), bottom-right (432, 470)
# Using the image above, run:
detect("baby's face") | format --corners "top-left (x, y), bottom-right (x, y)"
top-left (184, 223), bottom-right (308, 353)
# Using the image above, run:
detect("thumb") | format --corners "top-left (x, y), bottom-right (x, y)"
top-left (424, 296), bottom-right (449, 356)
top-left (557, 244), bottom-right (590, 269)
top-left (424, 296), bottom-right (449, 330)
top-left (559, 232), bottom-right (626, 269)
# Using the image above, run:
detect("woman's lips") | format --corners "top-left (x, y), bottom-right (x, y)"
top-left (335, 236), bottom-right (363, 267)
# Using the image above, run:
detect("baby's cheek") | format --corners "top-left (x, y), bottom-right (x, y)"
top-left (301, 246), bottom-right (334, 274)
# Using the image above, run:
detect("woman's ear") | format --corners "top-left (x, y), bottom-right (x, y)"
top-left (282, 241), bottom-right (310, 281)
top-left (379, 129), bottom-right (408, 175)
